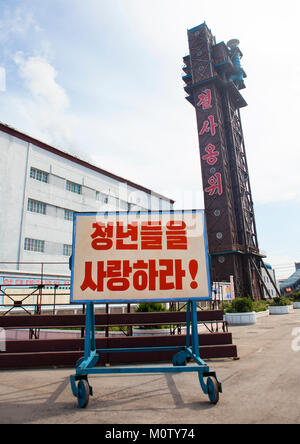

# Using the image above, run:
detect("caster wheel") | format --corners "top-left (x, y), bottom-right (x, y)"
top-left (77, 379), bottom-right (90, 408)
top-left (207, 376), bottom-right (219, 405)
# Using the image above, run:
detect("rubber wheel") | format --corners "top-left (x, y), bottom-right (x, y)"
top-left (207, 376), bottom-right (219, 405)
top-left (77, 380), bottom-right (90, 408)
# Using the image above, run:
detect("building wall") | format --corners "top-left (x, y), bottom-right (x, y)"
top-left (0, 132), bottom-right (29, 265)
top-left (0, 129), bottom-right (173, 275)
top-left (261, 265), bottom-right (280, 299)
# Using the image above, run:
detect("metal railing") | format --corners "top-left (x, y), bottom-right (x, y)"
top-left (0, 262), bottom-right (226, 339)
top-left (0, 283), bottom-right (72, 316)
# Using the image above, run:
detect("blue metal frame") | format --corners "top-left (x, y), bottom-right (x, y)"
top-left (70, 300), bottom-right (222, 406)
top-left (69, 210), bottom-right (221, 406)
top-left (70, 209), bottom-right (212, 304)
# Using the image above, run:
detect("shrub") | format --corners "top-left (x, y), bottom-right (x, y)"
top-left (270, 297), bottom-right (291, 306)
top-left (134, 302), bottom-right (168, 329)
top-left (135, 302), bottom-right (167, 313)
top-left (291, 292), bottom-right (300, 302)
top-left (253, 300), bottom-right (269, 313)
top-left (226, 297), bottom-right (254, 313)
top-left (221, 302), bottom-right (231, 313)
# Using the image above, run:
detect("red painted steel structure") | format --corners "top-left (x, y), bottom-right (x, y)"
top-left (183, 23), bottom-right (264, 299)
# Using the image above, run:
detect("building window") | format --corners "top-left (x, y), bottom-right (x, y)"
top-left (64, 209), bottom-right (74, 221)
top-left (66, 180), bottom-right (81, 194)
top-left (24, 238), bottom-right (45, 253)
top-left (96, 191), bottom-right (109, 204)
top-left (119, 200), bottom-right (129, 211)
top-left (27, 199), bottom-right (46, 215)
top-left (30, 167), bottom-right (48, 183)
top-left (63, 244), bottom-right (72, 256)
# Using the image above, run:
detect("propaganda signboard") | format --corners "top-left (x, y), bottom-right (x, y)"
top-left (70, 210), bottom-right (211, 303)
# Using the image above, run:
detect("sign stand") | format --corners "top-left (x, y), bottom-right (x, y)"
top-left (70, 299), bottom-right (222, 408)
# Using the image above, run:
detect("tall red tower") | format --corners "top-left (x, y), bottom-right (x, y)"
top-left (183, 22), bottom-right (265, 299)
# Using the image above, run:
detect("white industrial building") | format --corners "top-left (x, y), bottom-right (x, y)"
top-left (0, 122), bottom-right (174, 279)
top-left (261, 263), bottom-right (280, 299)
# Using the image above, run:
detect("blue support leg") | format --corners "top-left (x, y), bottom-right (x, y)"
top-left (186, 299), bottom-right (191, 349)
top-left (72, 302), bottom-right (98, 406)
top-left (70, 375), bottom-right (78, 397)
top-left (80, 302), bottom-right (99, 369)
top-left (191, 299), bottom-right (199, 358)
top-left (84, 302), bottom-right (93, 359)
top-left (173, 300), bottom-right (192, 366)
top-left (190, 300), bottom-right (222, 403)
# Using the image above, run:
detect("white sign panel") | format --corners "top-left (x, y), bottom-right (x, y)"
top-left (70, 210), bottom-right (211, 303)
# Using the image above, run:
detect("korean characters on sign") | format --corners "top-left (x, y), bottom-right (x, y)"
top-left (71, 211), bottom-right (211, 303)
top-left (197, 88), bottom-right (223, 198)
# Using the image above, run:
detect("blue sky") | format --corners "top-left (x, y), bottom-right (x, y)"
top-left (0, 0), bottom-right (299, 279)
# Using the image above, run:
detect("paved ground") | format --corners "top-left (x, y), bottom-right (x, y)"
top-left (0, 309), bottom-right (300, 424)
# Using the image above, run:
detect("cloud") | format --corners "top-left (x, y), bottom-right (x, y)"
top-left (0, 0), bottom-right (299, 273)
top-left (12, 52), bottom-right (93, 162)
top-left (106, 0), bottom-right (300, 206)
top-left (4, 0), bottom-right (300, 208)
top-left (14, 53), bottom-right (69, 109)
top-left (0, 6), bottom-right (41, 42)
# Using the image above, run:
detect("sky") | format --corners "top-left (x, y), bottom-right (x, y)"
top-left (0, 0), bottom-right (299, 279)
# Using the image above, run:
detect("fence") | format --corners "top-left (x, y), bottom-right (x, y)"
top-left (0, 261), bottom-right (232, 336)
top-left (0, 263), bottom-right (239, 368)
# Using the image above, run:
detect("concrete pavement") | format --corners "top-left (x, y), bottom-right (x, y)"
top-left (0, 309), bottom-right (300, 424)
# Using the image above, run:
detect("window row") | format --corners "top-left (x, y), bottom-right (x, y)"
top-left (30, 167), bottom-right (130, 207)
top-left (24, 238), bottom-right (45, 253)
top-left (26, 197), bottom-right (136, 220)
top-left (30, 167), bottom-right (82, 194)
top-left (27, 199), bottom-right (46, 215)
top-left (27, 198), bottom-right (74, 220)
top-left (29, 167), bottom-right (133, 210)
top-left (24, 238), bottom-right (72, 256)
top-left (30, 167), bottom-right (48, 183)
top-left (66, 180), bottom-right (81, 194)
